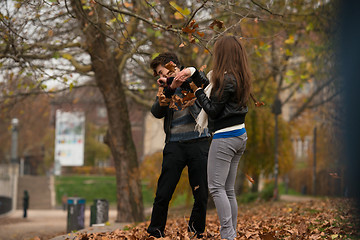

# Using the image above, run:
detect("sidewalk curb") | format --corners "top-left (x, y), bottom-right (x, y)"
top-left (50, 222), bottom-right (130, 240)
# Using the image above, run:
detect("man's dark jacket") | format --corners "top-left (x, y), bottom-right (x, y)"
top-left (151, 70), bottom-right (209, 143)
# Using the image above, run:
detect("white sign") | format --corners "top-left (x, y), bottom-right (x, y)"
top-left (55, 110), bottom-right (85, 166)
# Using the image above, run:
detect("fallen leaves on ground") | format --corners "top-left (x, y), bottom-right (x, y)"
top-left (70, 198), bottom-right (359, 239)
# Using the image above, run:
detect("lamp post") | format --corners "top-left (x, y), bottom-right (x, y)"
top-left (313, 126), bottom-right (317, 196)
top-left (10, 118), bottom-right (19, 212)
top-left (11, 118), bottom-right (19, 164)
top-left (272, 98), bottom-right (282, 200)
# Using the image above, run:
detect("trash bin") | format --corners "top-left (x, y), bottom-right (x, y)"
top-left (90, 199), bottom-right (109, 226)
top-left (67, 197), bottom-right (86, 233)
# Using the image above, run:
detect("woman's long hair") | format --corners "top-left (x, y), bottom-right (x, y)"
top-left (211, 36), bottom-right (252, 106)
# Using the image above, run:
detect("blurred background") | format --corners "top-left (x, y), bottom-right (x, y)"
top-left (0, 0), bottom-right (350, 224)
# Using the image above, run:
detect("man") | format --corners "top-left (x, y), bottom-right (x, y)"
top-left (147, 52), bottom-right (210, 238)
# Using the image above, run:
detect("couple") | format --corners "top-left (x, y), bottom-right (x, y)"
top-left (147, 36), bottom-right (252, 240)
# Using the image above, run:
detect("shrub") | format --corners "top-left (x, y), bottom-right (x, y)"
top-left (238, 192), bottom-right (259, 204)
top-left (260, 182), bottom-right (275, 201)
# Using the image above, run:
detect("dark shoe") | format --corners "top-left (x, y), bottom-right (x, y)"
top-left (196, 233), bottom-right (204, 239)
top-left (189, 231), bottom-right (204, 239)
top-left (147, 229), bottom-right (165, 238)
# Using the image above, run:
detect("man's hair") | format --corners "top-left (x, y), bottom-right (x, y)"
top-left (150, 52), bottom-right (181, 76)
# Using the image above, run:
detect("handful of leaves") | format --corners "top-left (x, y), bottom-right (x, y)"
top-left (156, 62), bottom-right (197, 110)
top-left (157, 86), bottom-right (196, 110)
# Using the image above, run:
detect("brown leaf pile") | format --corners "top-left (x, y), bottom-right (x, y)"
top-left (69, 198), bottom-right (359, 240)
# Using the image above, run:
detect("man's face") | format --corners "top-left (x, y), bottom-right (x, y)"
top-left (155, 63), bottom-right (179, 78)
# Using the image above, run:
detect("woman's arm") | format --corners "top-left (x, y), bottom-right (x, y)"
top-left (194, 79), bottom-right (235, 118)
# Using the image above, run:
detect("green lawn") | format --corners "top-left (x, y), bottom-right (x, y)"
top-left (56, 176), bottom-right (302, 208)
top-left (55, 175), bottom-right (118, 206)
top-left (55, 175), bottom-right (187, 208)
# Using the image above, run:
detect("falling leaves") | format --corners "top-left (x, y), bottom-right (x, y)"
top-left (156, 84), bottom-right (197, 110)
top-left (250, 93), bottom-right (265, 107)
top-left (156, 84), bottom-right (196, 110)
top-left (164, 61), bottom-right (176, 75)
top-left (255, 102), bottom-right (265, 107)
top-left (284, 35), bottom-right (295, 44)
top-left (209, 19), bottom-right (224, 30)
top-left (156, 87), bottom-right (171, 106)
top-left (199, 65), bottom-right (207, 72)
top-left (245, 174), bottom-right (255, 184)
top-left (182, 20), bottom-right (203, 44)
top-left (48, 29), bottom-right (54, 37)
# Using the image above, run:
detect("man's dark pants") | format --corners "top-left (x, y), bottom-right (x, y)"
top-left (147, 138), bottom-right (209, 237)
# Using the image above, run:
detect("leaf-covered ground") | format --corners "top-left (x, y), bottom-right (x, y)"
top-left (70, 198), bottom-right (359, 239)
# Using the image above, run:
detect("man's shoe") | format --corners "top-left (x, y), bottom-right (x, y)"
top-left (147, 230), bottom-right (165, 238)
top-left (196, 233), bottom-right (204, 239)
top-left (188, 231), bottom-right (204, 239)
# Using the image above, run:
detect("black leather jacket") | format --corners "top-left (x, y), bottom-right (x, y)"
top-left (151, 71), bottom-right (209, 143)
top-left (194, 73), bottom-right (248, 132)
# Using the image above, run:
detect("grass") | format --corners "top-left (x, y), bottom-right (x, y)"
top-left (238, 182), bottom-right (302, 204)
top-left (55, 175), bottom-right (303, 209)
top-left (55, 175), bottom-right (117, 206)
top-left (55, 175), bottom-right (188, 208)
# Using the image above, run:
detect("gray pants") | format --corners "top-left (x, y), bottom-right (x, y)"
top-left (208, 133), bottom-right (247, 240)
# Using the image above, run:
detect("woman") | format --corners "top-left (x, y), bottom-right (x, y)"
top-left (175, 35), bottom-right (252, 239)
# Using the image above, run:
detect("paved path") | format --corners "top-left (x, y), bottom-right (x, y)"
top-left (280, 194), bottom-right (317, 202)
top-left (0, 209), bottom-right (120, 240)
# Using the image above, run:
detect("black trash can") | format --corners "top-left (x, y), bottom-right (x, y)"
top-left (0, 196), bottom-right (12, 215)
top-left (67, 197), bottom-right (86, 233)
top-left (90, 199), bottom-right (109, 226)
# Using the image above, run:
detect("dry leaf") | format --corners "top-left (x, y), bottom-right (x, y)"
top-left (197, 31), bottom-right (205, 37)
top-left (209, 19), bottom-right (224, 29)
top-left (199, 65), bottom-right (207, 72)
top-left (70, 199), bottom-right (358, 239)
top-left (255, 101), bottom-right (265, 107)
top-left (164, 61), bottom-right (176, 75)
top-left (246, 174), bottom-right (255, 184)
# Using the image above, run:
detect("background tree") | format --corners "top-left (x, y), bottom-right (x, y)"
top-left (0, 0), bottom-right (339, 220)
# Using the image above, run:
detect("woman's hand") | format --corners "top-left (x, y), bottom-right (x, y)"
top-left (174, 68), bottom-right (191, 83)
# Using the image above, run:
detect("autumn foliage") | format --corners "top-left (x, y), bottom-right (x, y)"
top-left (68, 198), bottom-right (359, 239)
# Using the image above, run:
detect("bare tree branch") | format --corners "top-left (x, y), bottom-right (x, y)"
top-left (289, 77), bottom-right (336, 121)
top-left (95, 0), bottom-right (182, 34)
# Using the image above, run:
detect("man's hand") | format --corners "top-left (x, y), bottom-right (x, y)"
top-left (157, 86), bottom-right (170, 106)
top-left (157, 77), bottom-right (167, 86)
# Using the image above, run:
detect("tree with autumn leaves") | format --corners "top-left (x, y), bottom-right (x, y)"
top-left (0, 0), bottom-right (340, 222)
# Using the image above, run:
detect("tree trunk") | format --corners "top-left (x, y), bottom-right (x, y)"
top-left (71, 0), bottom-right (144, 222)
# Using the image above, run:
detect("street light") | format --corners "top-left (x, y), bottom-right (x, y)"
top-left (11, 118), bottom-right (19, 164)
top-left (272, 98), bottom-right (282, 200)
